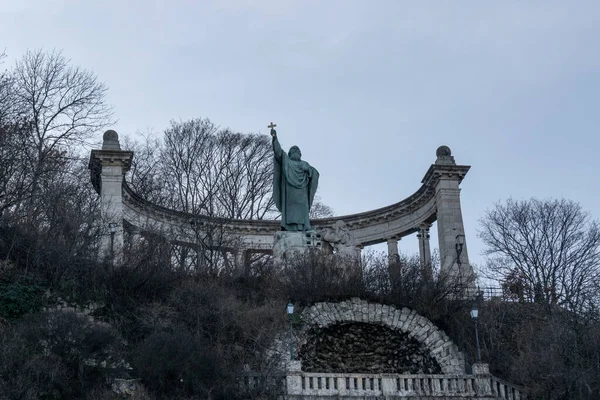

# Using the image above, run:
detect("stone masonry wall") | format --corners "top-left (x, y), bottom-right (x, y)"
top-left (300, 322), bottom-right (442, 374)
top-left (298, 299), bottom-right (465, 374)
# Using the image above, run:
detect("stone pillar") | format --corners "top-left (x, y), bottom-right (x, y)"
top-left (128, 226), bottom-right (143, 249)
top-left (429, 146), bottom-right (473, 283)
top-left (386, 237), bottom-right (399, 264)
top-left (285, 360), bottom-right (303, 396)
top-left (472, 363), bottom-right (492, 396)
top-left (354, 244), bottom-right (363, 260)
top-left (380, 376), bottom-right (396, 396)
top-left (89, 130), bottom-right (133, 262)
top-left (417, 223), bottom-right (432, 280)
top-left (234, 249), bottom-right (250, 276)
top-left (387, 237), bottom-right (400, 286)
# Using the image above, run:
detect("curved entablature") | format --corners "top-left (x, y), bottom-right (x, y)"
top-left (118, 160), bottom-right (469, 251)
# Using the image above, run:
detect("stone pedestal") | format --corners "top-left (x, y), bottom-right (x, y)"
top-left (285, 360), bottom-right (303, 396)
top-left (273, 231), bottom-right (322, 264)
top-left (472, 363), bottom-right (492, 396)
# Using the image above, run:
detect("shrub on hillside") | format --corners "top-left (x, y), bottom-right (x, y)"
top-left (0, 281), bottom-right (43, 320)
top-left (0, 310), bottom-right (124, 399)
top-left (132, 330), bottom-right (223, 398)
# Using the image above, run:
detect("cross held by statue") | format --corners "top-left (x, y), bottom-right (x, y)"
top-left (268, 122), bottom-right (277, 130)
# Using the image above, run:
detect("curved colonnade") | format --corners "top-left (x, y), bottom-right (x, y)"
top-left (90, 130), bottom-right (473, 278)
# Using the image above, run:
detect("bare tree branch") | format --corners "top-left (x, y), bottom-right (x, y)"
top-left (479, 198), bottom-right (600, 313)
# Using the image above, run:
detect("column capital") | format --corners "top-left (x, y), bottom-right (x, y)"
top-left (418, 223), bottom-right (431, 239)
top-left (89, 130), bottom-right (134, 195)
top-left (419, 222), bottom-right (432, 230)
top-left (421, 162), bottom-right (470, 188)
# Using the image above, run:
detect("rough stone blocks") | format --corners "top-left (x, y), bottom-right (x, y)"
top-left (300, 299), bottom-right (466, 374)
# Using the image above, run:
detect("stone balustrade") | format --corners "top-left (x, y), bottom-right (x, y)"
top-left (284, 371), bottom-right (526, 399)
top-left (488, 375), bottom-right (525, 400)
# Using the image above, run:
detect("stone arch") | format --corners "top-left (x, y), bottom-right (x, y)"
top-left (298, 299), bottom-right (465, 374)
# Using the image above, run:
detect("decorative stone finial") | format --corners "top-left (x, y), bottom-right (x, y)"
top-left (436, 145), bottom-right (451, 158)
top-left (102, 129), bottom-right (121, 151)
top-left (435, 145), bottom-right (455, 165)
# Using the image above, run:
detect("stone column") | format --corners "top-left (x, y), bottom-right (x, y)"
top-left (285, 360), bottom-right (303, 396)
top-left (386, 237), bottom-right (399, 264)
top-left (430, 146), bottom-right (473, 283)
top-left (354, 244), bottom-right (364, 260)
top-left (234, 249), bottom-right (250, 276)
top-left (128, 226), bottom-right (143, 249)
top-left (89, 130), bottom-right (133, 262)
top-left (387, 237), bottom-right (400, 287)
top-left (100, 165), bottom-right (124, 260)
top-left (417, 223), bottom-right (432, 280)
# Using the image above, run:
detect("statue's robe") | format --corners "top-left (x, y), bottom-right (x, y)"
top-left (273, 137), bottom-right (319, 231)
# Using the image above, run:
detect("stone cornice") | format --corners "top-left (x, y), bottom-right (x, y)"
top-left (421, 163), bottom-right (471, 188)
top-left (89, 149), bottom-right (133, 194)
top-left (123, 180), bottom-right (436, 238)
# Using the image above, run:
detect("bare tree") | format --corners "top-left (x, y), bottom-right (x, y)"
top-left (0, 121), bottom-right (32, 218)
top-left (310, 194), bottom-right (334, 218)
top-left (479, 198), bottom-right (600, 312)
top-left (157, 118), bottom-right (217, 214)
top-left (9, 49), bottom-right (113, 222)
top-left (0, 52), bottom-right (36, 219)
top-left (124, 118), bottom-right (336, 273)
top-left (0, 51), bottom-right (21, 217)
top-left (123, 119), bottom-right (274, 272)
top-left (214, 129), bottom-right (275, 220)
top-left (127, 119), bottom-right (279, 219)
top-left (122, 132), bottom-right (167, 205)
top-left (0, 50), bottom-right (15, 123)
top-left (126, 118), bottom-right (334, 223)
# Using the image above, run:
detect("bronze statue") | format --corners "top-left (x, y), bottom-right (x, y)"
top-left (270, 123), bottom-right (319, 231)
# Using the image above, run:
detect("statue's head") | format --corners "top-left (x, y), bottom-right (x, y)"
top-left (288, 146), bottom-right (302, 161)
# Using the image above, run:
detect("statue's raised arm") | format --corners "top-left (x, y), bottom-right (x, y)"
top-left (270, 122), bottom-right (319, 232)
top-left (270, 122), bottom-right (283, 161)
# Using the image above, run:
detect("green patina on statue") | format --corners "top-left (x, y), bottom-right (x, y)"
top-left (270, 123), bottom-right (319, 231)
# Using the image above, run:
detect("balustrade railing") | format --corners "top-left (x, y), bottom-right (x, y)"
top-left (447, 285), bottom-right (535, 303)
top-left (284, 371), bottom-right (526, 399)
top-left (489, 375), bottom-right (525, 400)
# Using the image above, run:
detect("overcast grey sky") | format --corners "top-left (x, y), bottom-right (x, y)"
top-left (2, 0), bottom-right (599, 275)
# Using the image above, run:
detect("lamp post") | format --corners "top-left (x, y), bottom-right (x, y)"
top-left (287, 302), bottom-right (295, 360)
top-left (108, 222), bottom-right (117, 260)
top-left (470, 307), bottom-right (482, 363)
